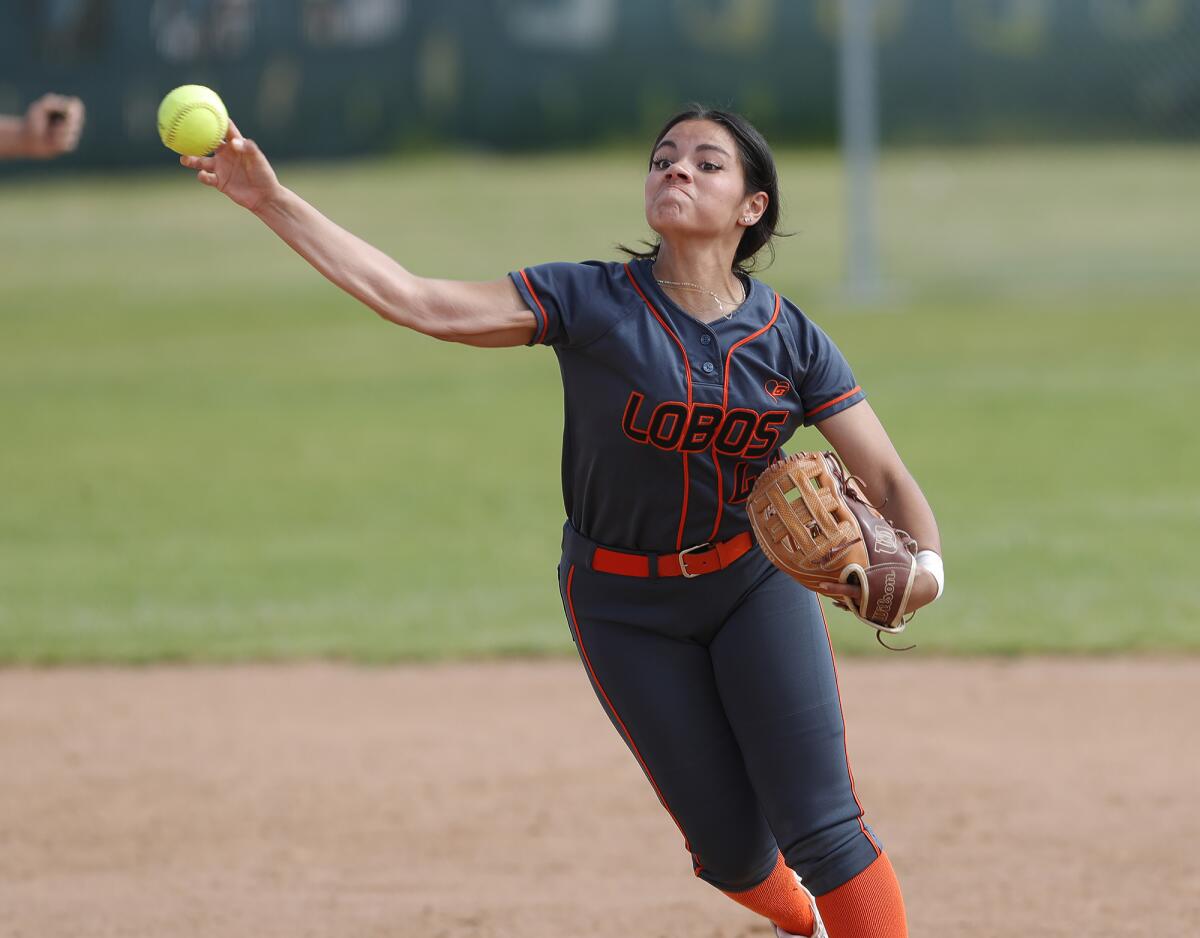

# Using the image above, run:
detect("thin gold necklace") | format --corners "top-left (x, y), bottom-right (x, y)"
top-left (654, 276), bottom-right (747, 320)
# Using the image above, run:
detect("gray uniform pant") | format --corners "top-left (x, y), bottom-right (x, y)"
top-left (558, 523), bottom-right (883, 896)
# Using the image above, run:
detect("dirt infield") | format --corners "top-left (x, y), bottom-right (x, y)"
top-left (1, 659), bottom-right (1196, 937)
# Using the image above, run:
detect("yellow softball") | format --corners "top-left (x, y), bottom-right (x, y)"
top-left (157, 85), bottom-right (229, 157)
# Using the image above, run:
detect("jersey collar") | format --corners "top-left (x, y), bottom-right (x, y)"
top-left (629, 257), bottom-right (768, 332)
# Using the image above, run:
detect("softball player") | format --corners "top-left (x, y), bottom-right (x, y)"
top-left (182, 105), bottom-right (943, 938)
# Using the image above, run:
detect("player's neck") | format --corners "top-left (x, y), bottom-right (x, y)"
top-left (651, 243), bottom-right (741, 300)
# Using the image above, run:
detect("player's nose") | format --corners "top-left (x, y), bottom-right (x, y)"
top-left (665, 162), bottom-right (693, 182)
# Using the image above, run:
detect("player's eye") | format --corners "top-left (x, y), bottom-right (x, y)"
top-left (699, 161), bottom-right (723, 172)
top-left (651, 157), bottom-right (672, 170)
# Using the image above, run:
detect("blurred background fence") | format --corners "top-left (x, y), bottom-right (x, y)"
top-left (2, 1), bottom-right (1198, 661)
top-left (3, 0), bottom-right (1199, 169)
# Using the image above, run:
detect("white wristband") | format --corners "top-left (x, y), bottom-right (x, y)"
top-left (915, 550), bottom-right (944, 601)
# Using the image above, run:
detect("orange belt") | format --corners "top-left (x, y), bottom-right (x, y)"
top-left (590, 531), bottom-right (755, 578)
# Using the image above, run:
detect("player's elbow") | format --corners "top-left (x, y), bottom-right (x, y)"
top-left (401, 306), bottom-right (472, 342)
top-left (405, 301), bottom-right (531, 347)
top-left (371, 279), bottom-right (533, 347)
top-left (376, 304), bottom-right (477, 344)
top-left (370, 280), bottom-right (451, 338)
top-left (424, 314), bottom-right (505, 347)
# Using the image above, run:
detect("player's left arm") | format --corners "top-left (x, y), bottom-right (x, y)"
top-left (815, 399), bottom-right (942, 610)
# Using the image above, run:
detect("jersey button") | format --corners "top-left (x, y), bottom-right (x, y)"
top-left (702, 361), bottom-right (715, 375)
top-left (700, 335), bottom-right (712, 346)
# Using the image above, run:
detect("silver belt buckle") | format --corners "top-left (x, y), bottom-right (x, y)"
top-left (677, 542), bottom-right (714, 578)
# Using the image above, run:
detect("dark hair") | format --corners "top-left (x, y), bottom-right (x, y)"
top-left (619, 104), bottom-right (783, 274)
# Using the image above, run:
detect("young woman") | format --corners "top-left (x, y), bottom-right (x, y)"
top-left (181, 105), bottom-right (942, 938)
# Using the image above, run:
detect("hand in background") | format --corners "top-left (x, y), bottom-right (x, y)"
top-left (0, 94), bottom-right (86, 159)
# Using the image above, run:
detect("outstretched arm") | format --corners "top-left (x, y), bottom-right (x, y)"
top-left (816, 400), bottom-right (943, 611)
top-left (180, 120), bottom-right (536, 348)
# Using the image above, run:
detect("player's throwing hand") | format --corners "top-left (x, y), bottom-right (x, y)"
top-left (180, 120), bottom-right (281, 213)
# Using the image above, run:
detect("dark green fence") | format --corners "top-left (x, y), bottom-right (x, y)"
top-left (2, 0), bottom-right (1198, 168)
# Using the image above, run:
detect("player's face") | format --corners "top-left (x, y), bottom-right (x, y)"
top-left (644, 120), bottom-right (757, 244)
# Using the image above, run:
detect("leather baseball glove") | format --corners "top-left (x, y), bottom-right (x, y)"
top-left (747, 451), bottom-right (919, 643)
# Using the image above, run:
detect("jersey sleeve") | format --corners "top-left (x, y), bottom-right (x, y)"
top-left (794, 314), bottom-right (866, 426)
top-left (508, 261), bottom-right (630, 349)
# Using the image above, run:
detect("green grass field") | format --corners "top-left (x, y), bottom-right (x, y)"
top-left (2, 145), bottom-right (1197, 661)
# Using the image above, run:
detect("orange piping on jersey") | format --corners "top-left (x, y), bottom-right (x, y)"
top-left (625, 264), bottom-right (694, 551)
top-left (679, 454), bottom-right (691, 550)
top-left (816, 597), bottom-right (883, 856)
top-left (519, 268), bottom-right (551, 346)
top-left (805, 385), bottom-right (862, 420)
top-left (710, 453), bottom-right (725, 543)
top-left (709, 291), bottom-right (783, 541)
top-left (565, 565), bottom-right (702, 869)
top-left (720, 292), bottom-right (783, 411)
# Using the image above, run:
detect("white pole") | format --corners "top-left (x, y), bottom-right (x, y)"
top-left (839, 0), bottom-right (883, 301)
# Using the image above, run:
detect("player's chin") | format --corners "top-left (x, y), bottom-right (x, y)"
top-left (649, 216), bottom-right (726, 245)
top-left (646, 201), bottom-right (684, 223)
top-left (646, 207), bottom-right (702, 238)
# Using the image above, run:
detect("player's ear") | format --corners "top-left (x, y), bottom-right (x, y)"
top-left (742, 191), bottom-right (769, 225)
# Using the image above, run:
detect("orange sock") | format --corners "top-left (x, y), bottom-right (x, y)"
top-left (815, 852), bottom-right (907, 938)
top-left (721, 852), bottom-right (817, 937)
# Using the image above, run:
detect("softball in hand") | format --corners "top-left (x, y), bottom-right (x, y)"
top-left (157, 85), bottom-right (229, 157)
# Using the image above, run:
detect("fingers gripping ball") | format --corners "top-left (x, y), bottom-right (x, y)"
top-left (157, 85), bottom-right (228, 156)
